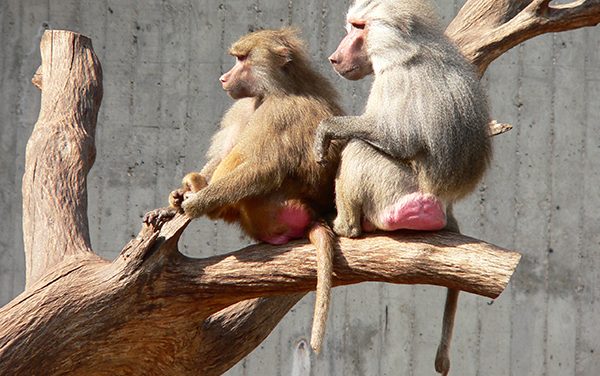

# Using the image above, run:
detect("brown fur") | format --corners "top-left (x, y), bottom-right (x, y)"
top-left (168, 97), bottom-right (256, 210)
top-left (177, 28), bottom-right (343, 353)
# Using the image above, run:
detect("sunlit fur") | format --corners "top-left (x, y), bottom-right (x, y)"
top-left (185, 27), bottom-right (343, 224)
top-left (347, 0), bottom-right (491, 201)
top-left (230, 28), bottom-right (338, 100)
top-left (317, 2), bottom-right (492, 374)
top-left (181, 28), bottom-right (343, 354)
top-left (202, 97), bottom-right (257, 180)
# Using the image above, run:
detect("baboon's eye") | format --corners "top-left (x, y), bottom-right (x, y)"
top-left (350, 20), bottom-right (366, 30)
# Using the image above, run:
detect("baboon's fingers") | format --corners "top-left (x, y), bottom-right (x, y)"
top-left (168, 189), bottom-right (186, 209)
top-left (142, 207), bottom-right (177, 228)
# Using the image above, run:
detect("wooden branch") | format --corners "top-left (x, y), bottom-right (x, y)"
top-left (447, 0), bottom-right (600, 74)
top-left (22, 30), bottom-right (102, 287)
top-left (197, 295), bottom-right (306, 375)
top-left (163, 225), bottom-right (519, 303)
top-left (489, 120), bottom-right (513, 136)
top-left (0, 210), bottom-right (519, 375)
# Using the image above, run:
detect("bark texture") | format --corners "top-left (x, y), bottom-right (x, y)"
top-left (0, 210), bottom-right (518, 375)
top-left (2, 1), bottom-right (596, 373)
top-left (22, 30), bottom-right (102, 287)
top-left (447, 0), bottom-right (600, 74)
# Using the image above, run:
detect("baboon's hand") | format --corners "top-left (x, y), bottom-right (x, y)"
top-left (170, 172), bottom-right (208, 209)
top-left (168, 188), bottom-right (187, 209)
top-left (182, 172), bottom-right (208, 192)
top-left (314, 121), bottom-right (332, 164)
top-left (181, 191), bottom-right (210, 219)
top-left (143, 207), bottom-right (178, 228)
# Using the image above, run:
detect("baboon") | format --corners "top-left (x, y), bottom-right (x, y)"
top-left (177, 28), bottom-right (343, 354)
top-left (314, 1), bottom-right (491, 374)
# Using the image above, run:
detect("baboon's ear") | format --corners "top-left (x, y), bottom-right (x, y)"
top-left (274, 46), bottom-right (293, 66)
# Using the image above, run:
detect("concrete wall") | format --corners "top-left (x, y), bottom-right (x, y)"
top-left (1, 1), bottom-right (599, 375)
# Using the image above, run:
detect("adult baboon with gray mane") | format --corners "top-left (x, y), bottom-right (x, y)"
top-left (314, 1), bottom-right (491, 375)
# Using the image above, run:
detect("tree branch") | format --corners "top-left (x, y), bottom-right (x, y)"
top-left (161, 225), bottom-right (519, 304)
top-left (22, 30), bottom-right (102, 287)
top-left (197, 295), bottom-right (305, 375)
top-left (489, 120), bottom-right (513, 136)
top-left (447, 0), bottom-right (600, 74)
top-left (0, 210), bottom-right (518, 375)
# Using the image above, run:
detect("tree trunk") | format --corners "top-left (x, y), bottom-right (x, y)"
top-left (22, 30), bottom-right (101, 287)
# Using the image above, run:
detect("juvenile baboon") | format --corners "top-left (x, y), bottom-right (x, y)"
top-left (177, 28), bottom-right (343, 353)
top-left (313, 1), bottom-right (491, 375)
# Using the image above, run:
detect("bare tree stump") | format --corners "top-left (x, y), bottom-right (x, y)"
top-left (2, 1), bottom-right (599, 374)
top-left (22, 30), bottom-right (102, 287)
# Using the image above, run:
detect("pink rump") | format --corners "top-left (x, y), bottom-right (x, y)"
top-left (377, 192), bottom-right (446, 231)
top-left (260, 205), bottom-right (311, 245)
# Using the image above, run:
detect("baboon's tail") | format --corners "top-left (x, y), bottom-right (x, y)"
top-left (307, 221), bottom-right (336, 354)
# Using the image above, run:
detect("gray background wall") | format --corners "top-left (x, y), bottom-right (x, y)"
top-left (1, 1), bottom-right (599, 375)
